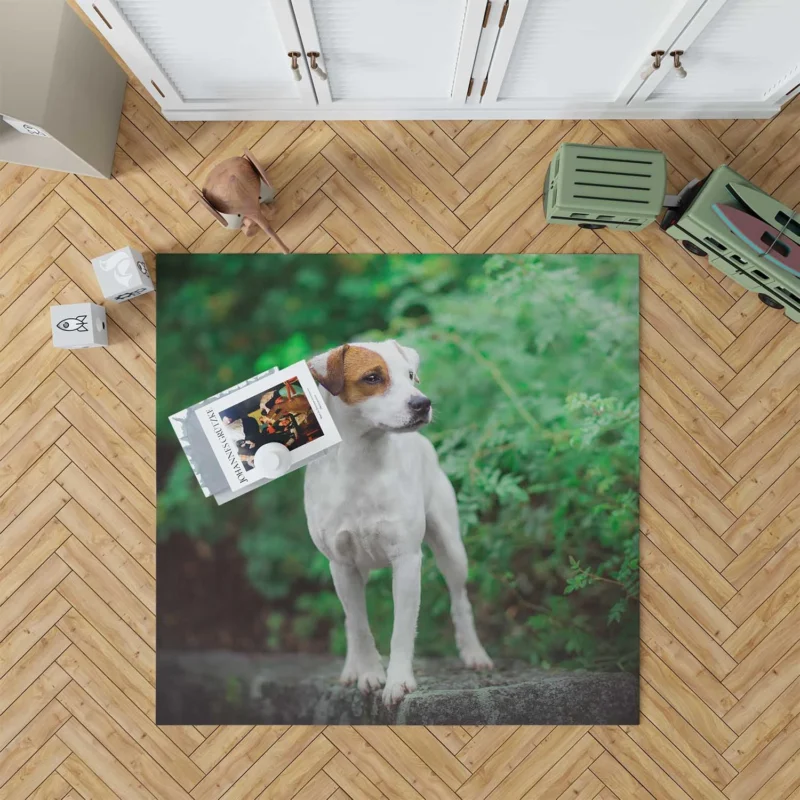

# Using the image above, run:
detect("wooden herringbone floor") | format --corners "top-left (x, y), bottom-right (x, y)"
top-left (3, 62), bottom-right (800, 798)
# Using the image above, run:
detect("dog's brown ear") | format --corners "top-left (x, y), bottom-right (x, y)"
top-left (308, 344), bottom-right (349, 396)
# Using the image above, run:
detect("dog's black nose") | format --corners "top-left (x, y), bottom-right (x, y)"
top-left (408, 395), bottom-right (431, 413)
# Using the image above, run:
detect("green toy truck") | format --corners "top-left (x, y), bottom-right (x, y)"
top-left (544, 143), bottom-right (667, 232)
top-left (544, 142), bottom-right (800, 323)
top-left (659, 165), bottom-right (800, 323)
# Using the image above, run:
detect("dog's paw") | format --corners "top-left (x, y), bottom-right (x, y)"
top-left (340, 656), bottom-right (386, 693)
top-left (357, 664), bottom-right (386, 694)
top-left (461, 646), bottom-right (494, 671)
top-left (339, 663), bottom-right (359, 686)
top-left (381, 673), bottom-right (417, 706)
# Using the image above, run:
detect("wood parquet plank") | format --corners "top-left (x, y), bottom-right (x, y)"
top-left (455, 119), bottom-right (584, 235)
top-left (322, 752), bottom-right (385, 800)
top-left (0, 483), bottom-right (70, 570)
top-left (364, 120), bottom-right (469, 211)
top-left (641, 501), bottom-right (736, 608)
top-left (401, 121), bottom-right (469, 175)
top-left (723, 567), bottom-right (800, 663)
top-left (722, 350), bottom-right (800, 445)
top-left (56, 571), bottom-right (155, 683)
top-left (0, 592), bottom-right (70, 682)
top-left (641, 392), bottom-right (736, 500)
top-left (28, 770), bottom-right (71, 800)
top-left (724, 535), bottom-right (800, 624)
top-left (639, 680), bottom-right (737, 790)
top-left (591, 725), bottom-right (695, 800)
top-left (55, 505), bottom-right (155, 612)
top-left (265, 122), bottom-right (336, 192)
top-left (1, 62), bottom-right (799, 797)
top-left (57, 680), bottom-right (193, 800)
top-left (0, 556), bottom-right (71, 643)
top-left (392, 727), bottom-right (472, 790)
top-left (723, 388), bottom-right (800, 479)
top-left (457, 727), bottom-right (550, 800)
top-left (0, 229), bottom-right (69, 317)
top-left (324, 132), bottom-right (455, 251)
top-left (189, 726), bottom-right (288, 800)
top-left (0, 518), bottom-right (72, 608)
top-left (590, 752), bottom-right (654, 800)
top-left (217, 726), bottom-right (323, 800)
top-left (641, 537), bottom-right (736, 644)
top-left (0, 699), bottom-right (71, 789)
top-left (0, 163), bottom-right (37, 206)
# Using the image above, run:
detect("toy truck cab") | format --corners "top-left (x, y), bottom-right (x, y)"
top-left (660, 165), bottom-right (800, 322)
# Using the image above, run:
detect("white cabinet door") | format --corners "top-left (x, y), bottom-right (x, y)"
top-left (76, 0), bottom-right (316, 113)
top-left (289, 0), bottom-right (486, 110)
top-left (635, 0), bottom-right (800, 109)
top-left (479, 0), bottom-right (707, 111)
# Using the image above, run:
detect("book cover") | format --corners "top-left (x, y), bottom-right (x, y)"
top-left (190, 361), bottom-right (341, 495)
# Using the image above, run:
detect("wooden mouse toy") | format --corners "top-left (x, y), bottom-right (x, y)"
top-left (197, 149), bottom-right (290, 254)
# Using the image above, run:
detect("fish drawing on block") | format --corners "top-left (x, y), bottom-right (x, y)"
top-left (712, 204), bottom-right (800, 277)
top-left (57, 315), bottom-right (89, 332)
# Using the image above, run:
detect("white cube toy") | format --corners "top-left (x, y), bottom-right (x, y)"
top-left (51, 303), bottom-right (108, 349)
top-left (91, 246), bottom-right (154, 302)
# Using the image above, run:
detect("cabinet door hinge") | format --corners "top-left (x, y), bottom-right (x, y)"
top-left (482, 0), bottom-right (491, 27)
top-left (480, 77), bottom-right (488, 97)
top-left (467, 77), bottom-right (475, 97)
top-left (499, 0), bottom-right (509, 27)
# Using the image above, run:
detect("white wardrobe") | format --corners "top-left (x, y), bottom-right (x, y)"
top-left (77, 0), bottom-right (800, 120)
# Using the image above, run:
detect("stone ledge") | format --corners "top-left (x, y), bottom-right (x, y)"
top-left (157, 651), bottom-right (639, 725)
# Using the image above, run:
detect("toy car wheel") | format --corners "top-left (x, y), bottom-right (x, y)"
top-left (578, 223), bottom-right (606, 230)
top-left (758, 293), bottom-right (784, 310)
top-left (682, 240), bottom-right (707, 257)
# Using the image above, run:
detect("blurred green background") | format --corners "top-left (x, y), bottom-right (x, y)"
top-left (157, 253), bottom-right (640, 672)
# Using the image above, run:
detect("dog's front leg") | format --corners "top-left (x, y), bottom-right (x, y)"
top-left (382, 552), bottom-right (422, 706)
top-left (330, 561), bottom-right (385, 693)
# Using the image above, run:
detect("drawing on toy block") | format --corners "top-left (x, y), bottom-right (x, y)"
top-left (51, 302), bottom-right (108, 349)
top-left (91, 245), bottom-right (154, 302)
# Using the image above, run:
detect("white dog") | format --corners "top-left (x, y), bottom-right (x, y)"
top-left (304, 340), bottom-right (492, 706)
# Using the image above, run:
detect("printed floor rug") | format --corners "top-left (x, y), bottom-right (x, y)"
top-left (156, 252), bottom-right (640, 725)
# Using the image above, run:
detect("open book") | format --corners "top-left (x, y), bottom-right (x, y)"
top-left (169, 361), bottom-right (341, 505)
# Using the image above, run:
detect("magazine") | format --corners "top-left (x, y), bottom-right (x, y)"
top-left (192, 361), bottom-right (341, 494)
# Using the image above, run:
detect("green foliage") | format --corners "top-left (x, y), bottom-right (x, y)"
top-left (157, 253), bottom-right (639, 672)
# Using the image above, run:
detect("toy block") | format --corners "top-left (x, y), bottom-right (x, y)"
top-left (91, 246), bottom-right (154, 302)
top-left (51, 302), bottom-right (107, 348)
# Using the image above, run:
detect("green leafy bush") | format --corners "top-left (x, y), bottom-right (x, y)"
top-left (157, 253), bottom-right (639, 671)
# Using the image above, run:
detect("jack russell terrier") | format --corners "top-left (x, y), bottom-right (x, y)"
top-left (305, 340), bottom-right (492, 706)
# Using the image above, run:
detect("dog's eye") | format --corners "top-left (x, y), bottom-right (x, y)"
top-left (362, 372), bottom-right (381, 384)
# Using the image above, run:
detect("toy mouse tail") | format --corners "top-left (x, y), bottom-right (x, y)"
top-left (253, 213), bottom-right (290, 255)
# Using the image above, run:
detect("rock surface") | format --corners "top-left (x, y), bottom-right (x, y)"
top-left (157, 651), bottom-right (638, 725)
